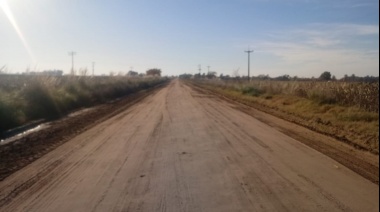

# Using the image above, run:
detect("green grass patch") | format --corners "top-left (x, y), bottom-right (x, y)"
top-left (241, 86), bottom-right (263, 97)
top-left (337, 111), bottom-right (378, 122)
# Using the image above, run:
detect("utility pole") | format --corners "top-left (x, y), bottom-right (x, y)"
top-left (244, 48), bottom-right (253, 81)
top-left (68, 51), bottom-right (76, 75)
top-left (207, 65), bottom-right (210, 73)
top-left (92, 62), bottom-right (95, 76)
top-left (198, 64), bottom-right (201, 75)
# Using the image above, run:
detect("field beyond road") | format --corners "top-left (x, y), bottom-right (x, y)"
top-left (0, 79), bottom-right (378, 211)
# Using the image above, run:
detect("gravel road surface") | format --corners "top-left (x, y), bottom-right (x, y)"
top-left (0, 80), bottom-right (378, 212)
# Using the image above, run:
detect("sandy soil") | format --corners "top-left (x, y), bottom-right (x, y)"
top-left (0, 79), bottom-right (378, 212)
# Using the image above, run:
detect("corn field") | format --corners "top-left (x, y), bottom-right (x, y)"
top-left (201, 79), bottom-right (379, 113)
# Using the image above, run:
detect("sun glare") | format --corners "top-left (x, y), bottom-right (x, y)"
top-left (1, 0), bottom-right (35, 63)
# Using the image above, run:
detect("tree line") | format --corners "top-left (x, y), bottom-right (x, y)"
top-left (180, 71), bottom-right (379, 83)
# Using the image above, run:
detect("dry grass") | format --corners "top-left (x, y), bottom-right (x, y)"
top-left (0, 75), bottom-right (168, 134)
top-left (211, 80), bottom-right (378, 112)
top-left (191, 79), bottom-right (379, 154)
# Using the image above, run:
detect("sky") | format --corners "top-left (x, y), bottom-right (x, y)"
top-left (0, 0), bottom-right (378, 78)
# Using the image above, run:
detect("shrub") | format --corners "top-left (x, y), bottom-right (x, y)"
top-left (241, 86), bottom-right (263, 97)
top-left (22, 81), bottom-right (61, 119)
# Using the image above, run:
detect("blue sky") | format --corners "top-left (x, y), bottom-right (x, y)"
top-left (1, 0), bottom-right (378, 78)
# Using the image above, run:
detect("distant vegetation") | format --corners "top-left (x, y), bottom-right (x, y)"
top-left (180, 71), bottom-right (379, 112)
top-left (0, 75), bottom-right (168, 135)
top-left (180, 71), bottom-right (379, 83)
top-left (146, 68), bottom-right (162, 77)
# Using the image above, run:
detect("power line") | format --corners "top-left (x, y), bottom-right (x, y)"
top-left (68, 51), bottom-right (76, 75)
top-left (244, 48), bottom-right (254, 81)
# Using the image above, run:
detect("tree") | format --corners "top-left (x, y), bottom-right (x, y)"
top-left (207, 71), bottom-right (217, 79)
top-left (146, 68), bottom-right (161, 77)
top-left (194, 73), bottom-right (201, 79)
top-left (257, 74), bottom-right (270, 80)
top-left (179, 73), bottom-right (192, 79)
top-left (275, 74), bottom-right (291, 81)
top-left (319, 71), bottom-right (331, 81)
top-left (127, 70), bottom-right (138, 77)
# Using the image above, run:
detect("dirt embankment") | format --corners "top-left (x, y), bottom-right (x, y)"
top-left (186, 81), bottom-right (379, 185)
top-left (0, 82), bottom-right (169, 181)
top-left (188, 82), bottom-right (379, 155)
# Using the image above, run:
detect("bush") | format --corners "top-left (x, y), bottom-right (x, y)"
top-left (241, 86), bottom-right (263, 97)
top-left (0, 98), bottom-right (23, 132)
top-left (309, 92), bottom-right (337, 105)
top-left (22, 82), bottom-right (61, 119)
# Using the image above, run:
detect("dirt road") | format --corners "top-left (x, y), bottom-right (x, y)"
top-left (0, 80), bottom-right (378, 212)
